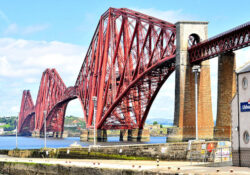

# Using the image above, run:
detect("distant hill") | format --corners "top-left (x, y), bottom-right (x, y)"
top-left (146, 118), bottom-right (173, 126)
top-left (64, 115), bottom-right (85, 127)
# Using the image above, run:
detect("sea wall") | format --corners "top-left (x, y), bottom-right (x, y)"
top-left (0, 161), bottom-right (167, 175)
top-left (8, 141), bottom-right (222, 161)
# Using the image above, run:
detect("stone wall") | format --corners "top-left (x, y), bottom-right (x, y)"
top-left (8, 141), bottom-right (221, 161)
top-left (0, 161), bottom-right (167, 175)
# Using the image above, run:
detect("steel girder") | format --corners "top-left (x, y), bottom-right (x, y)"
top-left (18, 68), bottom-right (80, 134)
top-left (18, 7), bottom-right (250, 133)
top-left (18, 112), bottom-right (35, 135)
top-left (189, 22), bottom-right (250, 64)
top-left (75, 8), bottom-right (176, 130)
top-left (34, 68), bottom-right (67, 133)
top-left (42, 86), bottom-right (78, 133)
top-left (18, 90), bottom-right (35, 133)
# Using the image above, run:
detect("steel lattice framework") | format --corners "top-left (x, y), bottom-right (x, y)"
top-left (18, 7), bottom-right (250, 135)
top-left (75, 8), bottom-right (176, 129)
top-left (34, 68), bottom-right (67, 132)
top-left (18, 90), bottom-right (35, 134)
top-left (189, 22), bottom-right (250, 64)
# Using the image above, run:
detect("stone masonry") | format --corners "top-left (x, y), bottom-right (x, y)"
top-left (171, 21), bottom-right (214, 141)
top-left (214, 52), bottom-right (236, 140)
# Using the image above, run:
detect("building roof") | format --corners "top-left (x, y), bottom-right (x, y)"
top-left (237, 62), bottom-right (250, 74)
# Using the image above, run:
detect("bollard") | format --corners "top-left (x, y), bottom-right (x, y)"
top-left (98, 162), bottom-right (100, 165)
top-left (93, 162), bottom-right (96, 165)
top-left (156, 155), bottom-right (159, 167)
top-left (168, 167), bottom-right (171, 170)
top-left (216, 169), bottom-right (220, 173)
top-left (138, 165), bottom-right (141, 168)
top-left (230, 169), bottom-right (234, 173)
top-left (177, 167), bottom-right (180, 171)
top-left (132, 165), bottom-right (135, 168)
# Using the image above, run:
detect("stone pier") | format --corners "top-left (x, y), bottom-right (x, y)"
top-left (120, 129), bottom-right (150, 142)
top-left (52, 131), bottom-right (68, 138)
top-left (214, 52), bottom-right (236, 140)
top-left (119, 129), bottom-right (129, 141)
top-left (80, 129), bottom-right (107, 142)
top-left (80, 129), bottom-right (88, 141)
top-left (31, 131), bottom-right (67, 138)
top-left (169, 21), bottom-right (214, 142)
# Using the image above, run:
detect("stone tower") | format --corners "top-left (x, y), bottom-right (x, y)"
top-left (168, 21), bottom-right (214, 141)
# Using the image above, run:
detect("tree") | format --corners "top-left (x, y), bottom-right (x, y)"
top-left (153, 121), bottom-right (158, 125)
top-left (160, 124), bottom-right (163, 128)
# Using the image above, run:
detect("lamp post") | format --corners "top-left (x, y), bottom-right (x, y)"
top-left (192, 65), bottom-right (200, 141)
top-left (92, 96), bottom-right (97, 146)
top-left (44, 111), bottom-right (47, 149)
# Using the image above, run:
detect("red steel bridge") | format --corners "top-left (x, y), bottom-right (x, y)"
top-left (18, 8), bottom-right (250, 135)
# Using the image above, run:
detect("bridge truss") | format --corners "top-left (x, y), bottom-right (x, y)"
top-left (18, 8), bottom-right (250, 134)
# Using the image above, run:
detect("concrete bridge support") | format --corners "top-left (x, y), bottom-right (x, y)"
top-left (80, 129), bottom-right (107, 142)
top-left (31, 131), bottom-right (68, 138)
top-left (214, 52), bottom-right (236, 140)
top-left (168, 21), bottom-right (214, 142)
top-left (120, 129), bottom-right (150, 142)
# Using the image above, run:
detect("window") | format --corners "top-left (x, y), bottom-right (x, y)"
top-left (242, 77), bottom-right (248, 90)
top-left (243, 131), bottom-right (250, 144)
top-left (188, 34), bottom-right (200, 48)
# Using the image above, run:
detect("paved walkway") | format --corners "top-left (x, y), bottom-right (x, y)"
top-left (0, 155), bottom-right (250, 174)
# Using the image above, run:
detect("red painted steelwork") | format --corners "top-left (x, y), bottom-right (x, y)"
top-left (18, 68), bottom-right (82, 135)
top-left (75, 8), bottom-right (176, 130)
top-left (34, 68), bottom-right (68, 133)
top-left (18, 7), bottom-right (250, 134)
top-left (18, 90), bottom-right (35, 134)
top-left (189, 22), bottom-right (250, 64)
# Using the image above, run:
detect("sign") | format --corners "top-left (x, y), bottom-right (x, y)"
top-left (241, 102), bottom-right (250, 112)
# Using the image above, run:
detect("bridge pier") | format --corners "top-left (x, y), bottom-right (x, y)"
top-left (169, 21), bottom-right (214, 142)
top-left (52, 131), bottom-right (68, 138)
top-left (214, 52), bottom-right (236, 140)
top-left (80, 129), bottom-right (107, 142)
top-left (119, 129), bottom-right (150, 142)
top-left (31, 131), bottom-right (67, 138)
top-left (119, 130), bottom-right (128, 141)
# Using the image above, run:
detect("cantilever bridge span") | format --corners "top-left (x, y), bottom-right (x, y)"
top-left (18, 8), bottom-right (250, 139)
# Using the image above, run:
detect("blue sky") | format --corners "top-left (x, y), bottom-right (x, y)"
top-left (0, 0), bottom-right (250, 122)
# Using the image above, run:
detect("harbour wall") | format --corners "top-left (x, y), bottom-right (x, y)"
top-left (0, 161), bottom-right (169, 175)
top-left (7, 141), bottom-right (223, 161)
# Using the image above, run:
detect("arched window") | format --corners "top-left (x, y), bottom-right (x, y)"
top-left (188, 33), bottom-right (200, 48)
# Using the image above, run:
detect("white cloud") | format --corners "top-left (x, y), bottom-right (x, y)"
top-left (4, 23), bottom-right (18, 35)
top-left (0, 38), bottom-right (85, 82)
top-left (132, 8), bottom-right (195, 23)
top-left (0, 38), bottom-right (85, 116)
top-left (4, 23), bottom-right (49, 35)
top-left (10, 106), bottom-right (19, 112)
top-left (23, 24), bottom-right (49, 34)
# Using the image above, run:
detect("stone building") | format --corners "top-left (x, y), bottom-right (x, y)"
top-left (231, 63), bottom-right (250, 167)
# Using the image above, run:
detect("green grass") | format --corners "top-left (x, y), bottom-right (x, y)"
top-left (0, 161), bottom-right (53, 166)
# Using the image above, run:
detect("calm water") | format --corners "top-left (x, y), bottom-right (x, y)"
top-left (0, 136), bottom-right (166, 150)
